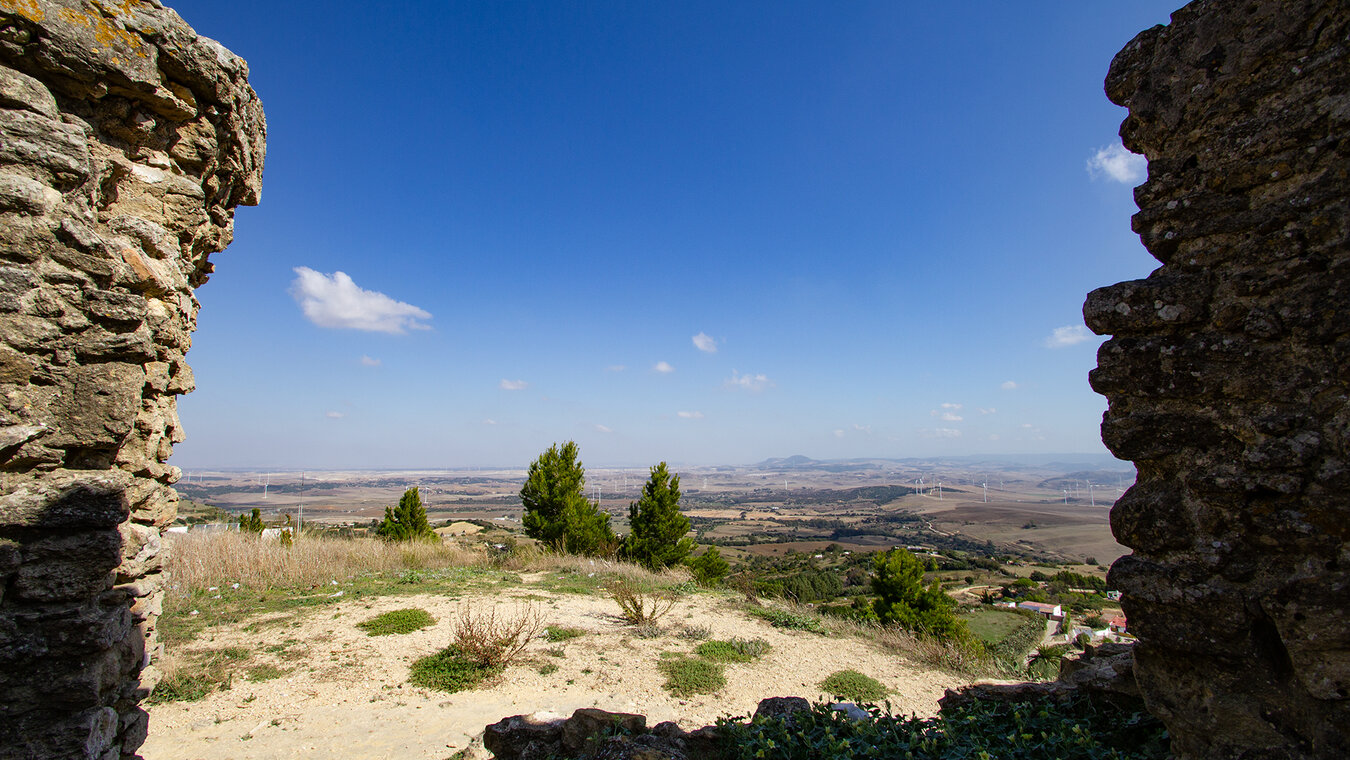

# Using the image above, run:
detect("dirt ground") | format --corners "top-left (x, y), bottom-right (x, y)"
top-left (141, 585), bottom-right (966, 760)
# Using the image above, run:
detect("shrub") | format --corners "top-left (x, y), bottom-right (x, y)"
top-left (376, 487), bottom-right (436, 542)
top-left (611, 578), bottom-right (677, 627)
top-left (677, 624), bottom-right (713, 641)
top-left (357, 608), bottom-right (436, 636)
top-left (622, 462), bottom-right (695, 569)
top-left (408, 646), bottom-right (499, 692)
top-left (745, 605), bottom-right (825, 633)
top-left (545, 625), bottom-right (585, 642)
top-left (819, 669), bottom-right (888, 703)
top-left (452, 603), bottom-right (544, 670)
top-left (238, 508), bottom-right (264, 534)
top-left (870, 548), bottom-right (970, 643)
top-left (696, 638), bottom-right (771, 663)
top-left (659, 657), bottom-right (726, 697)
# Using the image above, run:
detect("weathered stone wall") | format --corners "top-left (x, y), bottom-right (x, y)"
top-left (0, 1), bottom-right (263, 757)
top-left (1086, 0), bottom-right (1348, 757)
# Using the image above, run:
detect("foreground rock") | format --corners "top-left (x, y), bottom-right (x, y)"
top-left (1087, 0), bottom-right (1349, 756)
top-left (0, 2), bottom-right (264, 757)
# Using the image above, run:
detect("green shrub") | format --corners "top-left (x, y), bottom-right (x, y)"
top-left (746, 605), bottom-right (825, 633)
top-left (546, 625), bottom-right (585, 642)
top-left (695, 638), bottom-right (771, 663)
top-left (408, 646), bottom-right (500, 692)
top-left (357, 608), bottom-right (436, 636)
top-left (819, 669), bottom-right (888, 703)
top-left (659, 657), bottom-right (726, 697)
top-left (716, 694), bottom-right (1169, 760)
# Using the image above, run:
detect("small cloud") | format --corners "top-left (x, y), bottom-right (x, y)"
top-left (930, 409), bottom-right (964, 422)
top-left (922, 428), bottom-right (962, 439)
top-left (325, 410), bottom-right (345, 419)
top-left (289, 267), bottom-right (431, 334)
top-left (1044, 325), bottom-right (1092, 348)
top-left (499, 379), bottom-right (529, 391)
top-left (1021, 423), bottom-right (1036, 429)
top-left (725, 370), bottom-right (772, 392)
top-left (852, 424), bottom-right (872, 434)
top-left (677, 411), bottom-right (705, 419)
top-left (978, 407), bottom-right (997, 415)
top-left (692, 332), bottom-right (718, 353)
top-left (1087, 143), bottom-right (1147, 184)
top-left (834, 429), bottom-right (846, 438)
top-left (605, 365), bottom-right (627, 372)
top-left (594, 424), bottom-right (614, 434)
top-left (653, 361), bottom-right (675, 374)
top-left (940, 402), bottom-right (963, 410)
top-left (483, 418), bottom-right (497, 425)
top-left (1001, 380), bottom-right (1018, 390)
top-left (359, 355), bottom-right (381, 367)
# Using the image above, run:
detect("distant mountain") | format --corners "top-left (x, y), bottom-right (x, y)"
top-left (754, 455), bottom-right (818, 468)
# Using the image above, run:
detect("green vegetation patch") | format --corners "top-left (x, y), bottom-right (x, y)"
top-left (695, 638), bottom-right (771, 663)
top-left (245, 663), bottom-right (290, 682)
top-left (819, 669), bottom-right (888, 703)
top-left (717, 694), bottom-right (1169, 760)
top-left (745, 605), bottom-right (825, 633)
top-left (408, 646), bottom-right (501, 693)
top-left (148, 646), bottom-right (253, 704)
top-left (357, 608), bottom-right (436, 636)
top-left (546, 625), bottom-right (586, 642)
top-left (659, 657), bottom-right (726, 697)
top-left (962, 607), bottom-right (1031, 646)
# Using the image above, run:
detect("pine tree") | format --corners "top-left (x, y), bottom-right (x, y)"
top-left (376, 487), bottom-right (435, 542)
top-left (686, 546), bottom-right (730, 586)
top-left (520, 441), bottom-right (615, 555)
top-left (870, 548), bottom-right (969, 642)
top-left (238, 507), bottom-right (265, 534)
top-left (623, 462), bottom-right (694, 570)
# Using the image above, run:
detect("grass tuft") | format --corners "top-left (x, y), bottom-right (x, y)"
top-left (408, 646), bottom-right (500, 693)
top-left (745, 605), bottom-right (825, 633)
top-left (695, 638), bottom-right (771, 663)
top-left (819, 669), bottom-right (888, 703)
top-left (659, 657), bottom-right (726, 697)
top-left (357, 608), bottom-right (436, 636)
top-left (545, 625), bottom-right (585, 642)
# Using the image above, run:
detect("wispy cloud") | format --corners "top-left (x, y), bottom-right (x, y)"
top-left (922, 427), bottom-right (962, 439)
top-left (290, 267), bottom-right (431, 334)
top-left (605, 365), bottom-right (627, 372)
top-left (834, 429), bottom-right (846, 438)
top-left (1001, 380), bottom-right (1018, 390)
top-left (725, 370), bottom-right (772, 392)
top-left (978, 407), bottom-right (997, 415)
top-left (325, 410), bottom-right (345, 419)
top-left (853, 424), bottom-right (872, 434)
top-left (499, 379), bottom-right (529, 391)
top-left (940, 402), bottom-right (962, 410)
top-left (677, 411), bottom-right (704, 419)
top-left (931, 403), bottom-right (964, 422)
top-left (653, 361), bottom-right (675, 374)
top-left (482, 418), bottom-right (498, 425)
top-left (359, 355), bottom-right (381, 367)
top-left (1044, 325), bottom-right (1092, 348)
top-left (692, 332), bottom-right (718, 353)
top-left (1087, 143), bottom-right (1146, 184)
top-left (594, 424), bottom-right (614, 434)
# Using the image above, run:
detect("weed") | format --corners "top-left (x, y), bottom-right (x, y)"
top-left (677, 624), bottom-right (713, 641)
top-left (357, 608), bottom-right (436, 636)
top-left (398, 569), bottom-right (425, 584)
top-left (610, 578), bottom-right (677, 626)
top-left (819, 669), bottom-right (888, 703)
top-left (546, 646), bottom-right (566, 658)
top-left (452, 603), bottom-right (545, 670)
top-left (631, 623), bottom-right (662, 639)
top-left (695, 638), bottom-right (771, 663)
top-left (245, 664), bottom-right (290, 682)
top-left (545, 625), bottom-right (585, 642)
top-left (659, 657), bottom-right (726, 697)
top-left (745, 605), bottom-right (825, 633)
top-left (537, 662), bottom-right (560, 676)
top-left (408, 646), bottom-right (500, 693)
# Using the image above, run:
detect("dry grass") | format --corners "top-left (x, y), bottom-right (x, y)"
top-left (497, 546), bottom-right (689, 586)
top-left (822, 613), bottom-right (996, 677)
top-left (610, 578), bottom-right (678, 627)
top-left (165, 531), bottom-right (487, 592)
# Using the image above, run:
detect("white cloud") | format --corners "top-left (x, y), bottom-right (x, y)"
top-left (290, 267), bottom-right (431, 334)
top-left (653, 361), bottom-right (675, 374)
top-left (725, 370), bottom-right (772, 392)
top-left (677, 411), bottom-right (705, 419)
top-left (1087, 143), bottom-right (1147, 184)
top-left (922, 427), bottom-right (962, 439)
top-left (852, 424), bottom-right (872, 434)
top-left (483, 418), bottom-right (497, 425)
top-left (325, 410), bottom-right (345, 419)
top-left (605, 365), bottom-right (627, 372)
top-left (359, 355), bottom-right (381, 367)
top-left (1021, 423), bottom-right (1036, 429)
top-left (692, 332), bottom-right (718, 353)
top-left (1001, 380), bottom-right (1018, 390)
top-left (594, 424), bottom-right (614, 434)
top-left (931, 406), bottom-right (964, 421)
top-left (499, 379), bottom-right (529, 391)
top-left (1044, 325), bottom-right (1093, 348)
top-left (978, 407), bottom-right (997, 415)
top-left (834, 429), bottom-right (846, 438)
top-left (940, 402), bottom-right (963, 410)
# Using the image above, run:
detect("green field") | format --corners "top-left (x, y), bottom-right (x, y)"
top-left (961, 607), bottom-right (1029, 646)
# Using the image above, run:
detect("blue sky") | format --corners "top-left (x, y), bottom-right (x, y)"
top-left (165, 1), bottom-right (1178, 470)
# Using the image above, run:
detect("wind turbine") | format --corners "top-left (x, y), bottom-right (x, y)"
top-left (982, 479), bottom-right (988, 503)
top-left (1088, 483), bottom-right (1097, 508)
top-left (263, 472), bottom-right (269, 499)
top-left (1063, 489), bottom-right (1069, 504)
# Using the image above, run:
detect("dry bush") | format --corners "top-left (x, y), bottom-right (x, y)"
top-left (165, 531), bottom-right (486, 592)
top-left (452, 603), bottom-right (545, 669)
top-left (610, 578), bottom-right (678, 627)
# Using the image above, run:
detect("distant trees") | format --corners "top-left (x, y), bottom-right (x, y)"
top-left (238, 508), bottom-right (264, 534)
top-left (376, 487), bottom-right (435, 541)
top-left (870, 548), bottom-right (969, 642)
top-left (622, 462), bottom-right (694, 569)
top-left (520, 441), bottom-right (615, 555)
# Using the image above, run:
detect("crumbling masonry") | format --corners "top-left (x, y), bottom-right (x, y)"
top-left (0, 1), bottom-right (263, 757)
top-left (1086, 0), bottom-right (1349, 757)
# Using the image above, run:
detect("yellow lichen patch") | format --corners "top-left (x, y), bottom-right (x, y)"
top-left (56, 4), bottom-right (147, 57)
top-left (0, 0), bottom-right (46, 23)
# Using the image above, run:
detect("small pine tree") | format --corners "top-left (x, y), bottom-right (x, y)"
top-left (238, 508), bottom-right (265, 534)
top-left (376, 487), bottom-right (435, 542)
top-left (870, 548), bottom-right (969, 642)
top-left (520, 442), bottom-right (615, 555)
top-left (686, 546), bottom-right (730, 586)
top-left (623, 462), bottom-right (694, 570)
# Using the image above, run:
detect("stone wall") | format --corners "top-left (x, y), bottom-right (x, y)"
top-left (0, 1), bottom-right (263, 757)
top-left (1086, 0), bottom-right (1348, 757)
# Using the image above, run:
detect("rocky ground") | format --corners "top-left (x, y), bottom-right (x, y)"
top-left (141, 580), bottom-right (965, 759)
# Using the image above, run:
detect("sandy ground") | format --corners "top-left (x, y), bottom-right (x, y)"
top-left (142, 584), bottom-right (966, 760)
